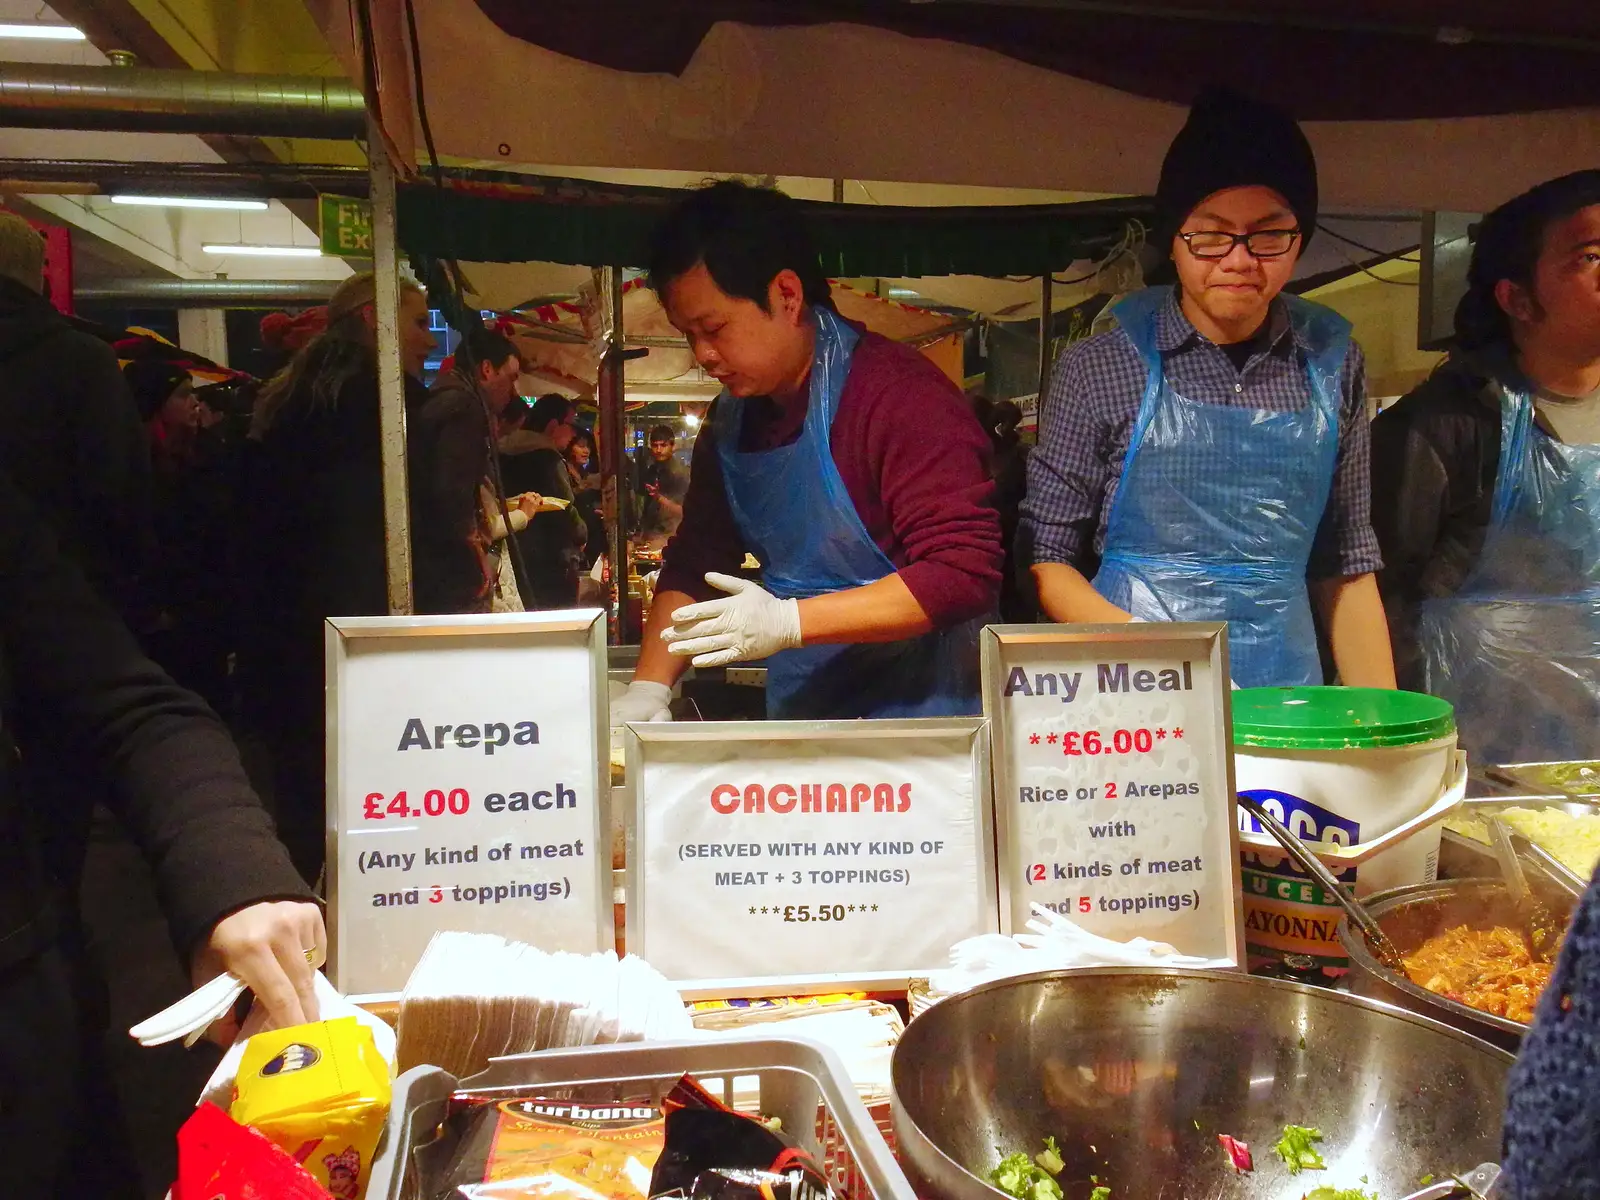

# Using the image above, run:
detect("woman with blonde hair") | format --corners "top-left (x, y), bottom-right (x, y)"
top-left (239, 272), bottom-right (435, 881)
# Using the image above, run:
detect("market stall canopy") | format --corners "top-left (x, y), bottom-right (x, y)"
top-left (501, 279), bottom-right (965, 397)
top-left (399, 169), bottom-right (1143, 277)
top-left (310, 0), bottom-right (1600, 213)
top-left (470, 1), bottom-right (1599, 121)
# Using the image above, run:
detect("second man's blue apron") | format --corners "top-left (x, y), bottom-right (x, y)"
top-left (712, 307), bottom-right (982, 719)
top-left (1419, 378), bottom-right (1600, 762)
top-left (1091, 286), bottom-right (1349, 687)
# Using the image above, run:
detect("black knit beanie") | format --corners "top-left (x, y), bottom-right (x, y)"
top-left (123, 359), bottom-right (192, 423)
top-left (1153, 86), bottom-right (1319, 257)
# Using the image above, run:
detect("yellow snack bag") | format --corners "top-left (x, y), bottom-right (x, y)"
top-left (231, 1016), bottom-right (392, 1199)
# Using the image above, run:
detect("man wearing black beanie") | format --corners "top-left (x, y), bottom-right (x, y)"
top-left (1021, 86), bottom-right (1395, 689)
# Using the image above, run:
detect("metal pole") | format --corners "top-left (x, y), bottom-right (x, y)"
top-left (369, 114), bottom-right (414, 615)
top-left (597, 266), bottom-right (631, 643)
top-left (1036, 269), bottom-right (1054, 408)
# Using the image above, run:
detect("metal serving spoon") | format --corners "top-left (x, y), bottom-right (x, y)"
top-left (1486, 816), bottom-right (1563, 956)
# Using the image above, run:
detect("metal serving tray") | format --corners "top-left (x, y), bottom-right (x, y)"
top-left (1486, 760), bottom-right (1600, 796)
top-left (1438, 795), bottom-right (1600, 897)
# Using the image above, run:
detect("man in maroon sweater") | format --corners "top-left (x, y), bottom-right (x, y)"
top-left (611, 181), bottom-right (1002, 721)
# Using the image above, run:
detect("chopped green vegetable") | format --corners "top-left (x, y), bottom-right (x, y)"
top-left (1299, 1036), bottom-right (1307, 1050)
top-left (1419, 1176), bottom-right (1434, 1187)
top-left (1274, 1125), bottom-right (1327, 1174)
top-left (1089, 1189), bottom-right (1110, 1200)
top-left (1035, 1136), bottom-right (1064, 1177)
top-left (1302, 1189), bottom-right (1376, 1200)
top-left (988, 1152), bottom-right (1062, 1200)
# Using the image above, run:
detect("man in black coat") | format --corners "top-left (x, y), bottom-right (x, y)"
top-left (410, 326), bottom-right (524, 613)
top-left (0, 466), bottom-right (322, 1199)
top-left (0, 210), bottom-right (151, 616)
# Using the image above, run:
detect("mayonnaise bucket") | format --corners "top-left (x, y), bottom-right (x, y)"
top-left (1232, 687), bottom-right (1458, 975)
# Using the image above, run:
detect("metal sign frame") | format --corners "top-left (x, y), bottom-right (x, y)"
top-left (981, 622), bottom-right (1246, 968)
top-left (326, 609), bottom-right (612, 1001)
top-left (625, 717), bottom-right (999, 999)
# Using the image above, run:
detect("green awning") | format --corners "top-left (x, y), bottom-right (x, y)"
top-left (398, 169), bottom-right (1150, 278)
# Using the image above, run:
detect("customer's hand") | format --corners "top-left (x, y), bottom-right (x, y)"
top-left (517, 493), bottom-right (543, 518)
top-left (662, 573), bottom-right (802, 669)
top-left (190, 900), bottom-right (326, 1044)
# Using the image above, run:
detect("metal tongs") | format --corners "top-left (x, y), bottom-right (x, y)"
top-left (1235, 793), bottom-right (1405, 971)
top-left (1397, 1162), bottom-right (1503, 1200)
top-left (1486, 816), bottom-right (1563, 955)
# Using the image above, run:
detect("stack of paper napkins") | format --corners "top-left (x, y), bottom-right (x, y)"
top-left (396, 931), bottom-right (693, 1077)
top-left (926, 903), bottom-right (1225, 1003)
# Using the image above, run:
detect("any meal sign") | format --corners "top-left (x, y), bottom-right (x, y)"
top-left (982, 623), bottom-right (1246, 968)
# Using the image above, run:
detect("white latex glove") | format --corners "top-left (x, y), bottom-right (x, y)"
top-left (611, 679), bottom-right (673, 726)
top-left (662, 573), bottom-right (802, 669)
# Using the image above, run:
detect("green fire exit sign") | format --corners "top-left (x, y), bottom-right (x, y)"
top-left (319, 194), bottom-right (373, 258)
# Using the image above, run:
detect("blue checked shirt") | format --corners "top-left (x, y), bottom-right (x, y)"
top-left (1021, 287), bottom-right (1383, 582)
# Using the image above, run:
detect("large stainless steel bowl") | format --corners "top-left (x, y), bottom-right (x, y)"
top-left (1339, 877), bottom-right (1575, 1052)
top-left (892, 968), bottom-right (1512, 1200)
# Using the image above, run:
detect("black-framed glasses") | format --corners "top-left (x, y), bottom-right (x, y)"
top-left (1178, 229), bottom-right (1301, 260)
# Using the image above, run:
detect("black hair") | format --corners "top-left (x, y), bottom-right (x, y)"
top-left (647, 179), bottom-right (832, 311)
top-left (648, 424), bottom-right (676, 445)
top-left (1455, 170), bottom-right (1600, 351)
top-left (499, 396), bottom-right (531, 432)
top-left (461, 326), bottom-right (519, 371)
top-left (528, 392), bottom-right (573, 433)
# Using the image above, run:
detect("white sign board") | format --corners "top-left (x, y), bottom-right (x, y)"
top-left (327, 612), bottom-right (611, 998)
top-left (983, 624), bottom-right (1245, 967)
top-left (626, 719), bottom-right (998, 997)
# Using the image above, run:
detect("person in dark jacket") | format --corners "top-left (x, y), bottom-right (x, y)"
top-left (0, 210), bottom-right (151, 618)
top-left (499, 392), bottom-right (587, 608)
top-left (565, 429), bottom-right (607, 568)
top-left (410, 326), bottom-right (524, 614)
top-left (0, 211), bottom-right (162, 919)
top-left (1500, 868), bottom-right (1600, 1200)
top-left (635, 423), bottom-right (689, 540)
top-left (0, 465), bottom-right (322, 1200)
top-left (1372, 170), bottom-right (1600, 762)
top-left (123, 360), bottom-right (238, 714)
top-left (242, 272), bottom-right (435, 880)
top-left (974, 396), bottom-right (1035, 622)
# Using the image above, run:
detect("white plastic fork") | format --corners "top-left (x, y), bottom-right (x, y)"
top-left (129, 970), bottom-right (248, 1048)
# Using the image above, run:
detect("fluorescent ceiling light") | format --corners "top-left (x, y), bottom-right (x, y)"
top-left (202, 244), bottom-right (322, 258)
top-left (114, 195), bottom-right (269, 211)
top-left (0, 23), bottom-right (85, 40)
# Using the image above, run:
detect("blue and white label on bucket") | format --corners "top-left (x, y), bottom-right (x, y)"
top-left (1239, 788), bottom-right (1360, 973)
top-left (1238, 788), bottom-right (1359, 885)
top-left (1238, 788), bottom-right (1360, 846)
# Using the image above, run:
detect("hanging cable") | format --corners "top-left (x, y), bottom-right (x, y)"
top-left (1316, 222), bottom-right (1421, 263)
top-left (1323, 238), bottom-right (1421, 286)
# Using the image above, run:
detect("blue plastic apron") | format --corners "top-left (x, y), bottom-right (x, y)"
top-left (1092, 287), bottom-right (1349, 687)
top-left (712, 307), bottom-right (983, 720)
top-left (1419, 380), bottom-right (1600, 762)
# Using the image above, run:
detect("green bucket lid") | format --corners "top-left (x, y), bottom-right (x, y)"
top-left (1232, 687), bottom-right (1456, 750)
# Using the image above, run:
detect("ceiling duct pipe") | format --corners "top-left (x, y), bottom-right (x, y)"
top-left (0, 64), bottom-right (365, 139)
top-left (75, 278), bottom-right (340, 308)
